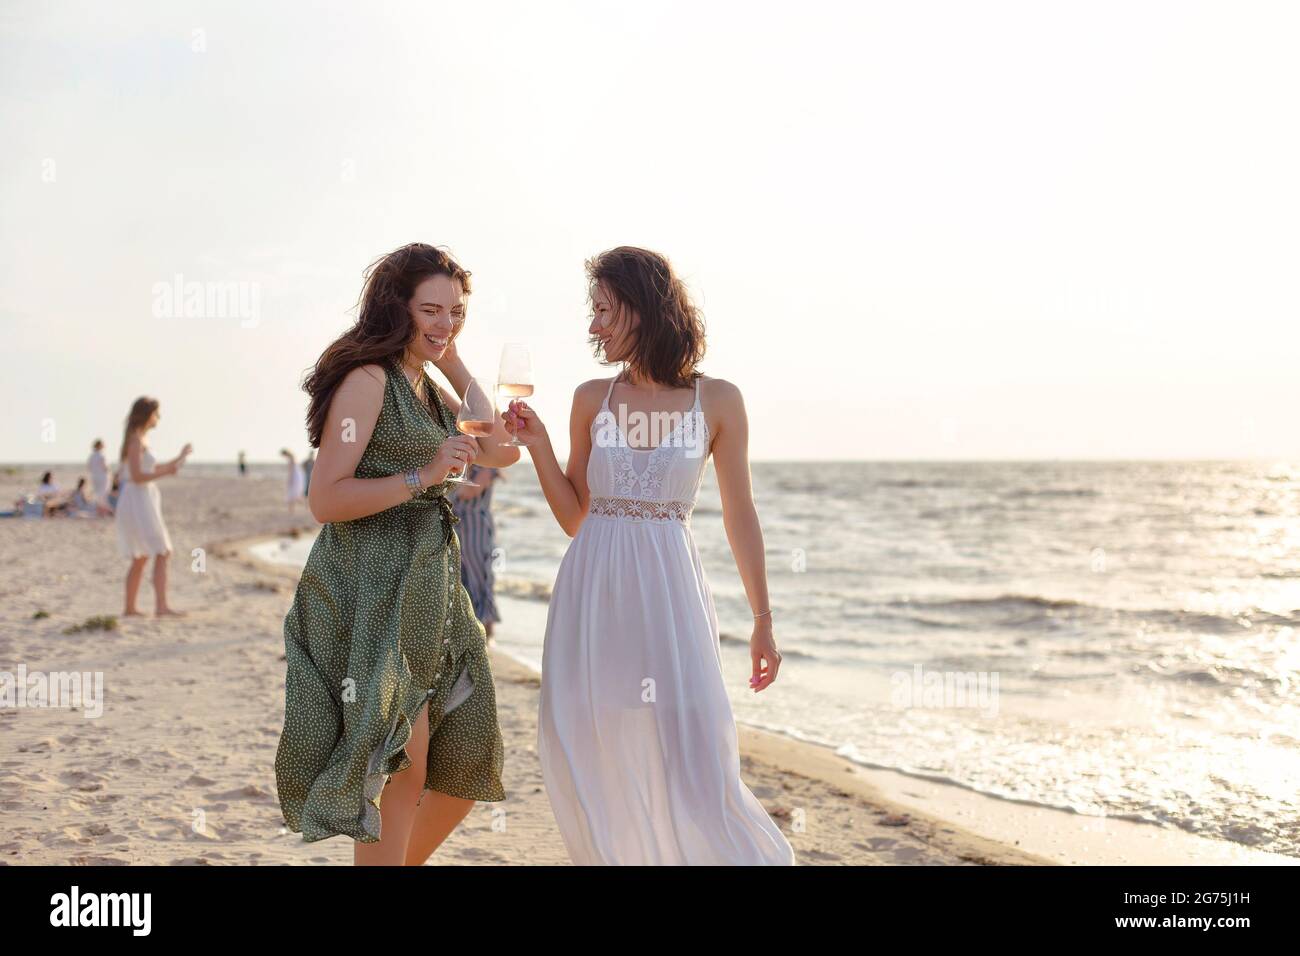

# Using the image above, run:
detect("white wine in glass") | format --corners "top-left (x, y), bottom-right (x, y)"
top-left (448, 378), bottom-right (495, 487)
top-left (497, 343), bottom-right (533, 447)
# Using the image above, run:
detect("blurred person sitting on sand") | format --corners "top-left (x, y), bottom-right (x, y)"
top-left (62, 477), bottom-right (92, 516)
top-left (43, 477), bottom-right (78, 516)
top-left (36, 471), bottom-right (60, 502)
top-left (116, 396), bottom-right (192, 616)
top-left (33, 471), bottom-right (71, 517)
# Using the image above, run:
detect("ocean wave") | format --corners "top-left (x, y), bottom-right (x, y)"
top-left (719, 631), bottom-right (815, 659)
top-left (880, 594), bottom-right (1300, 634)
top-left (1137, 607), bottom-right (1300, 634)
top-left (1137, 658), bottom-right (1292, 691)
top-left (871, 609), bottom-right (965, 629)
top-left (915, 505), bottom-right (1007, 520)
top-left (887, 594), bottom-right (1083, 613)
top-left (1003, 487), bottom-right (1100, 499)
top-left (873, 479), bottom-right (959, 489)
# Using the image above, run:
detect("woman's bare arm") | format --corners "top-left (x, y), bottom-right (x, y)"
top-left (709, 378), bottom-right (782, 691)
top-left (508, 380), bottom-right (604, 536)
top-left (125, 437), bottom-right (169, 483)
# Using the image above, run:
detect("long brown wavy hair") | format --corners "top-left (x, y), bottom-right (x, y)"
top-left (120, 397), bottom-right (160, 463)
top-left (303, 243), bottom-right (472, 447)
top-left (586, 246), bottom-right (705, 388)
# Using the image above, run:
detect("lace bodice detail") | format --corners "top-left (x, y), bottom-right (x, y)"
top-left (586, 376), bottom-right (709, 519)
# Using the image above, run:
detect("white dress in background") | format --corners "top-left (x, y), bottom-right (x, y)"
top-left (115, 447), bottom-right (174, 559)
top-left (538, 377), bottom-right (795, 865)
top-left (287, 460), bottom-right (305, 503)
top-left (88, 450), bottom-right (109, 500)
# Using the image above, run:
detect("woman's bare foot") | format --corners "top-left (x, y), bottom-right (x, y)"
top-left (123, 608), bottom-right (144, 617)
top-left (155, 606), bottom-right (187, 617)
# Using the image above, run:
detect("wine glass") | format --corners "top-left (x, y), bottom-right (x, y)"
top-left (447, 378), bottom-right (496, 487)
top-left (497, 343), bottom-right (534, 446)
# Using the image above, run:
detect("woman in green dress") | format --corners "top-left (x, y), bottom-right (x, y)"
top-left (274, 243), bottom-right (520, 865)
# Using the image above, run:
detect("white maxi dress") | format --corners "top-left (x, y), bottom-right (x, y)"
top-left (538, 376), bottom-right (795, 865)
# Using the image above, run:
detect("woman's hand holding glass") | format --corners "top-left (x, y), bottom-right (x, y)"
top-left (503, 400), bottom-right (547, 448)
top-left (421, 434), bottom-right (479, 487)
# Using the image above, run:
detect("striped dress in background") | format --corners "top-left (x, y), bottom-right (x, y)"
top-left (451, 465), bottom-right (501, 629)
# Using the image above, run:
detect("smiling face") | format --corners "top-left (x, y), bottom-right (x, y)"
top-left (588, 281), bottom-right (638, 363)
top-left (406, 273), bottom-right (467, 364)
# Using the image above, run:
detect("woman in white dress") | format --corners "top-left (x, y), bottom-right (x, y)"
top-left (88, 439), bottom-right (114, 516)
top-left (88, 439), bottom-right (108, 496)
top-left (504, 246), bottom-right (795, 865)
top-left (116, 397), bottom-right (191, 616)
top-left (281, 448), bottom-right (305, 512)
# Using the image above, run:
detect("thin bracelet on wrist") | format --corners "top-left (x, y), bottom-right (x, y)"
top-left (403, 468), bottom-right (425, 498)
top-left (753, 608), bottom-right (772, 619)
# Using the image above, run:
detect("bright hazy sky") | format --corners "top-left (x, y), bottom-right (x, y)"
top-left (2, 1), bottom-right (1297, 463)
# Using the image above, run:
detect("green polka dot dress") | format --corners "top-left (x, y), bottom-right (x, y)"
top-left (275, 358), bottom-right (505, 844)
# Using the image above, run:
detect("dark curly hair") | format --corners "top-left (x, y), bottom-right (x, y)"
top-left (586, 246), bottom-right (705, 388)
top-left (303, 243), bottom-right (471, 447)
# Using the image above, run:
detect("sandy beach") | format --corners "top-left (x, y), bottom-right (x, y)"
top-left (1, 470), bottom-right (1292, 866)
